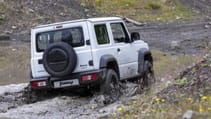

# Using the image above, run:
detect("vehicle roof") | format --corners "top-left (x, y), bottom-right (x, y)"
top-left (88, 17), bottom-right (122, 22)
top-left (33, 17), bottom-right (122, 29)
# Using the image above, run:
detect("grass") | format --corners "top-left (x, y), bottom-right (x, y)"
top-left (79, 0), bottom-right (196, 22)
top-left (0, 2), bottom-right (6, 21)
top-left (0, 43), bottom-right (30, 85)
top-left (117, 83), bottom-right (211, 119)
top-left (0, 56), bottom-right (7, 71)
top-left (152, 50), bottom-right (197, 80)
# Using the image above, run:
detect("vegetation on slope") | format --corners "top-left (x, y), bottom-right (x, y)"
top-left (79, 0), bottom-right (196, 22)
top-left (103, 51), bottom-right (211, 119)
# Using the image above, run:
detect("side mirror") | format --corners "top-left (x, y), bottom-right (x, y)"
top-left (131, 32), bottom-right (140, 41)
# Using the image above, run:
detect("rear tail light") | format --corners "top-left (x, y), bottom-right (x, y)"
top-left (82, 73), bottom-right (97, 81)
top-left (31, 80), bottom-right (47, 88)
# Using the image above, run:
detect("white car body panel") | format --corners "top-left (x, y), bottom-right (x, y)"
top-left (31, 17), bottom-right (149, 81)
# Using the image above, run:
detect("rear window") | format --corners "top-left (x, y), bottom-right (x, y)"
top-left (36, 27), bottom-right (84, 52)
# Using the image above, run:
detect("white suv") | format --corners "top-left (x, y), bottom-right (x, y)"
top-left (30, 17), bottom-right (154, 98)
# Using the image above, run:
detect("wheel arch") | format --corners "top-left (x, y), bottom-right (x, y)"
top-left (99, 55), bottom-right (120, 78)
top-left (138, 48), bottom-right (153, 74)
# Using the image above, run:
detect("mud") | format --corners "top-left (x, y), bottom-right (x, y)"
top-left (0, 82), bottom-right (140, 119)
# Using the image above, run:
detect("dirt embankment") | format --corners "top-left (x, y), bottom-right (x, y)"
top-left (158, 53), bottom-right (211, 102)
top-left (0, 0), bottom-right (88, 42)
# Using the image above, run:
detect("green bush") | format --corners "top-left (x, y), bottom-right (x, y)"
top-left (147, 1), bottom-right (162, 10)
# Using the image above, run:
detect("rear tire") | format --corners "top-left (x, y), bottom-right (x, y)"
top-left (100, 69), bottom-right (122, 103)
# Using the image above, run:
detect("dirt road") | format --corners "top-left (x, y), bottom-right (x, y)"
top-left (180, 0), bottom-right (211, 17)
top-left (129, 18), bottom-right (211, 55)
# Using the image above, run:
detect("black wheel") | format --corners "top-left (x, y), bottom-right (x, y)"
top-left (100, 69), bottom-right (122, 103)
top-left (43, 42), bottom-right (77, 77)
top-left (142, 61), bottom-right (155, 87)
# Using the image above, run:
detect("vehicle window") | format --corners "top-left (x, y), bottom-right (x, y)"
top-left (36, 27), bottom-right (84, 52)
top-left (94, 24), bottom-right (110, 45)
top-left (111, 23), bottom-right (129, 43)
top-left (37, 33), bottom-right (50, 51)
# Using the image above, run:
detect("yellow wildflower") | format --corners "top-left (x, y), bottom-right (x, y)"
top-left (150, 109), bottom-right (156, 112)
top-left (113, 113), bottom-right (117, 117)
top-left (209, 96), bottom-right (211, 101)
top-left (201, 96), bottom-right (207, 102)
top-left (208, 107), bottom-right (211, 111)
top-left (124, 114), bottom-right (129, 118)
top-left (186, 98), bottom-right (193, 103)
top-left (177, 110), bottom-right (180, 113)
top-left (199, 105), bottom-right (203, 112)
top-left (161, 99), bottom-right (165, 103)
top-left (117, 106), bottom-right (124, 112)
top-left (90, 105), bottom-right (95, 109)
top-left (155, 97), bottom-right (160, 103)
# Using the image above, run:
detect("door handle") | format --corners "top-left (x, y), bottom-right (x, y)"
top-left (117, 48), bottom-right (120, 52)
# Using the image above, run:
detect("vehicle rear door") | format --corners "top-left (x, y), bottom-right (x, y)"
top-left (31, 21), bottom-right (94, 78)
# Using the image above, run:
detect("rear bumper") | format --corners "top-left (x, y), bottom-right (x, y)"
top-left (30, 69), bottom-right (106, 90)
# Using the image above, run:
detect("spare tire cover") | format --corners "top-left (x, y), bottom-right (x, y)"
top-left (43, 42), bottom-right (77, 77)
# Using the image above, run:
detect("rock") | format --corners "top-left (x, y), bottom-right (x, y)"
top-left (0, 0), bottom-right (4, 2)
top-left (176, 16), bottom-right (181, 20)
top-left (60, 96), bottom-right (67, 100)
top-left (11, 26), bottom-right (17, 29)
top-left (156, 18), bottom-right (161, 21)
top-left (204, 24), bottom-right (210, 29)
top-left (208, 42), bottom-right (211, 47)
top-left (92, 12), bottom-right (97, 16)
top-left (90, 95), bottom-right (106, 107)
top-left (59, 12), bottom-right (65, 16)
top-left (28, 8), bottom-right (35, 13)
top-left (208, 22), bottom-right (211, 25)
top-left (182, 110), bottom-right (193, 119)
top-left (3, 95), bottom-right (16, 101)
top-left (86, 14), bottom-right (90, 17)
top-left (4, 31), bottom-right (12, 34)
top-left (170, 41), bottom-right (180, 50)
top-left (84, 9), bottom-right (89, 12)
top-left (0, 34), bottom-right (10, 41)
